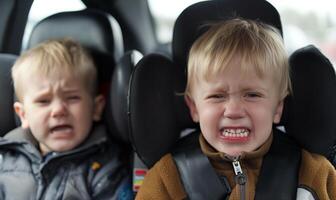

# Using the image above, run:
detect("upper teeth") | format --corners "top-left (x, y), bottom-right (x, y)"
top-left (222, 129), bottom-right (249, 137)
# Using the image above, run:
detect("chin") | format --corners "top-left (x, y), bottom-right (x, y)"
top-left (218, 145), bottom-right (245, 156)
top-left (52, 144), bottom-right (76, 152)
top-left (225, 151), bottom-right (242, 157)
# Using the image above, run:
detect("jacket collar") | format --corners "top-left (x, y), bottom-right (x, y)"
top-left (199, 132), bottom-right (273, 170)
top-left (0, 123), bottom-right (108, 159)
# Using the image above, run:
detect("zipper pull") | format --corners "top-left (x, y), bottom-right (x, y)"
top-left (232, 160), bottom-right (243, 175)
top-left (232, 160), bottom-right (246, 185)
top-left (232, 159), bottom-right (247, 200)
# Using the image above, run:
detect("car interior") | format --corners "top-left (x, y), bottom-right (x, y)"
top-left (0, 0), bottom-right (335, 197)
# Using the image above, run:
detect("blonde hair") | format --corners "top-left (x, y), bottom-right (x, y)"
top-left (186, 18), bottom-right (290, 99)
top-left (12, 38), bottom-right (97, 101)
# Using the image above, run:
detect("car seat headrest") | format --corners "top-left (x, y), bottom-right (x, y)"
top-left (172, 0), bottom-right (282, 73)
top-left (26, 9), bottom-right (124, 96)
top-left (26, 9), bottom-right (125, 141)
top-left (106, 50), bottom-right (142, 143)
top-left (281, 45), bottom-right (336, 156)
top-left (26, 9), bottom-right (124, 61)
top-left (0, 54), bottom-right (17, 136)
top-left (128, 54), bottom-right (183, 166)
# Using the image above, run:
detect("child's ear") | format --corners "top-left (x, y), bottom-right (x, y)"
top-left (93, 95), bottom-right (106, 121)
top-left (273, 100), bottom-right (284, 124)
top-left (13, 102), bottom-right (29, 128)
top-left (185, 95), bottom-right (199, 122)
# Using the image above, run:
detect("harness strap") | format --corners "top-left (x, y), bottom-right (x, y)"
top-left (255, 129), bottom-right (301, 200)
top-left (173, 129), bottom-right (301, 200)
top-left (174, 145), bottom-right (230, 200)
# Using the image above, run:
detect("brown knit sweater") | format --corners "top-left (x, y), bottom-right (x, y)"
top-left (136, 134), bottom-right (336, 200)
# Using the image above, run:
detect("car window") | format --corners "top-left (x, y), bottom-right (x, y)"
top-left (268, 0), bottom-right (336, 68)
top-left (148, 0), bottom-right (197, 43)
top-left (21, 0), bottom-right (86, 51)
top-left (148, 0), bottom-right (336, 69)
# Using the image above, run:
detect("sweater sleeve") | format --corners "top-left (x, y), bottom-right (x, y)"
top-left (136, 154), bottom-right (187, 200)
top-left (299, 149), bottom-right (336, 200)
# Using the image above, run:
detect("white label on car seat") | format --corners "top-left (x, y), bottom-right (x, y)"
top-left (296, 187), bottom-right (317, 200)
top-left (0, 154), bottom-right (2, 166)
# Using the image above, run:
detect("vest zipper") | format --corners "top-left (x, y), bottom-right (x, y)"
top-left (232, 159), bottom-right (246, 200)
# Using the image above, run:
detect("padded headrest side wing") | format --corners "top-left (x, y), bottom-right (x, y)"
top-left (172, 0), bottom-right (282, 71)
top-left (285, 45), bottom-right (336, 156)
top-left (27, 9), bottom-right (124, 61)
top-left (0, 54), bottom-right (17, 136)
top-left (106, 50), bottom-right (142, 143)
top-left (128, 54), bottom-right (181, 167)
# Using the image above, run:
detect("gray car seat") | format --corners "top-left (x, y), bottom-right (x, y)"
top-left (0, 53), bottom-right (17, 136)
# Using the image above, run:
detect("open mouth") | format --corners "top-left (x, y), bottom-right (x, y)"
top-left (220, 128), bottom-right (250, 142)
top-left (50, 125), bottom-right (73, 135)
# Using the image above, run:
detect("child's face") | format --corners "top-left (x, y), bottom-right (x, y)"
top-left (186, 59), bottom-right (284, 156)
top-left (14, 74), bottom-right (105, 155)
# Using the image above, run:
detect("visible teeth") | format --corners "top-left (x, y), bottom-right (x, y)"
top-left (222, 128), bottom-right (249, 137)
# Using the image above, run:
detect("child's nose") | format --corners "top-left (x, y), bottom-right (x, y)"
top-left (223, 97), bottom-right (244, 119)
top-left (51, 100), bottom-right (67, 117)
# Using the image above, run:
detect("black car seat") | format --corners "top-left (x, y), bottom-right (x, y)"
top-left (123, 0), bottom-right (336, 195)
top-left (281, 45), bottom-right (336, 163)
top-left (0, 53), bottom-right (17, 136)
top-left (117, 0), bottom-right (284, 193)
top-left (25, 8), bottom-right (131, 143)
top-left (129, 0), bottom-right (283, 168)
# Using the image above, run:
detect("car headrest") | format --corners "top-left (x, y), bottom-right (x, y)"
top-left (26, 9), bottom-right (124, 61)
top-left (172, 0), bottom-right (282, 72)
top-left (106, 50), bottom-right (142, 143)
top-left (26, 9), bottom-right (124, 96)
top-left (281, 45), bottom-right (336, 157)
top-left (26, 9), bottom-right (125, 141)
top-left (0, 54), bottom-right (17, 136)
top-left (128, 54), bottom-right (182, 166)
top-left (129, 0), bottom-right (283, 167)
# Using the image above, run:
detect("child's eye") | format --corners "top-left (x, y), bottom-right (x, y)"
top-left (67, 95), bottom-right (81, 101)
top-left (36, 99), bottom-right (50, 105)
top-left (207, 94), bottom-right (228, 100)
top-left (212, 94), bottom-right (224, 98)
top-left (244, 92), bottom-right (263, 99)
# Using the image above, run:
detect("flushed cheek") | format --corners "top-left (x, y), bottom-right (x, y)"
top-left (76, 109), bottom-right (94, 124)
top-left (28, 113), bottom-right (48, 130)
top-left (250, 119), bottom-right (273, 143)
top-left (74, 114), bottom-right (93, 133)
top-left (198, 111), bottom-right (223, 134)
top-left (200, 117), bottom-right (219, 137)
top-left (201, 107), bottom-right (222, 122)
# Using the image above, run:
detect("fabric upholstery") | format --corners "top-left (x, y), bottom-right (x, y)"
top-left (282, 45), bottom-right (336, 157)
top-left (0, 54), bottom-right (17, 136)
